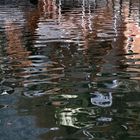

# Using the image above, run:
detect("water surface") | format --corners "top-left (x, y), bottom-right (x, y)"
top-left (0, 0), bottom-right (140, 140)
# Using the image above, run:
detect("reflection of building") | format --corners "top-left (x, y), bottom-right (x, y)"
top-left (5, 22), bottom-right (32, 68)
top-left (2, 0), bottom-right (140, 140)
top-left (0, 2), bottom-right (34, 89)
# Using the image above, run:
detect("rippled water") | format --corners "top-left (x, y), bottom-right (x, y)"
top-left (0, 0), bottom-right (140, 140)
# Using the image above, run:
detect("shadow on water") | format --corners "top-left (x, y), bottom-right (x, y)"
top-left (1, 0), bottom-right (140, 140)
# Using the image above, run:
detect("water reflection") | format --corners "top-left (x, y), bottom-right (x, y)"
top-left (0, 0), bottom-right (140, 140)
top-left (91, 92), bottom-right (112, 107)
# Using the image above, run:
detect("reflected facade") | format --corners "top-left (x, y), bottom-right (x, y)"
top-left (0, 0), bottom-right (140, 140)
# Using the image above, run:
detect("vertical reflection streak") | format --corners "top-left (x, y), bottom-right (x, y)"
top-left (113, 2), bottom-right (118, 41)
top-left (139, 0), bottom-right (140, 26)
top-left (81, 0), bottom-right (86, 29)
top-left (58, 0), bottom-right (62, 23)
top-left (43, 0), bottom-right (47, 14)
top-left (88, 2), bottom-right (92, 31)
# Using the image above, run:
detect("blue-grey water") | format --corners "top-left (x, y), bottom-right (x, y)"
top-left (0, 0), bottom-right (140, 140)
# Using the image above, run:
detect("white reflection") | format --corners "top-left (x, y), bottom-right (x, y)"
top-left (81, 0), bottom-right (86, 29)
top-left (91, 92), bottom-right (112, 107)
top-left (105, 79), bottom-right (119, 89)
top-left (61, 94), bottom-right (78, 99)
top-left (57, 108), bottom-right (80, 128)
top-left (88, 2), bottom-right (92, 31)
top-left (83, 130), bottom-right (94, 139)
top-left (58, 0), bottom-right (62, 23)
top-left (97, 117), bottom-right (112, 122)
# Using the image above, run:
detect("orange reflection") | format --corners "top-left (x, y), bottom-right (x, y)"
top-left (124, 3), bottom-right (140, 63)
top-left (5, 21), bottom-right (32, 82)
top-left (5, 21), bottom-right (31, 67)
top-left (38, 0), bottom-right (58, 18)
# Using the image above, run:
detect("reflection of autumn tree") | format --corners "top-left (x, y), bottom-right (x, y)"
top-left (123, 0), bottom-right (140, 81)
top-left (5, 21), bottom-right (32, 80)
top-left (25, 0), bottom-right (58, 36)
top-left (3, 0), bottom-right (58, 80)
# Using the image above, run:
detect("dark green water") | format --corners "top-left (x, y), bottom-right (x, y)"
top-left (0, 0), bottom-right (140, 140)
